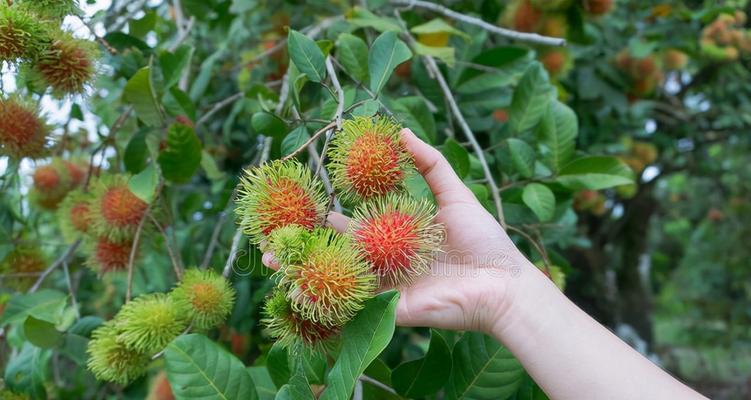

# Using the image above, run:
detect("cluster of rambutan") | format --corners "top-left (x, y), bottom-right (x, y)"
top-left (235, 116), bottom-right (445, 351)
top-left (499, 0), bottom-right (614, 79)
top-left (29, 157), bottom-right (87, 209)
top-left (0, 1), bottom-right (97, 159)
top-left (613, 49), bottom-right (666, 99)
top-left (700, 11), bottom-right (751, 61)
top-left (86, 268), bottom-right (235, 385)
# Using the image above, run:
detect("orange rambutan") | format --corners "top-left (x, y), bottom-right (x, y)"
top-left (34, 33), bottom-right (97, 95)
top-left (262, 289), bottom-right (340, 351)
top-left (86, 237), bottom-right (134, 274)
top-left (30, 158), bottom-right (83, 209)
top-left (0, 96), bottom-right (49, 159)
top-left (583, 0), bottom-right (614, 16)
top-left (350, 194), bottom-right (445, 287)
top-left (88, 175), bottom-right (149, 242)
top-left (235, 159), bottom-right (327, 244)
top-left (277, 228), bottom-right (376, 327)
top-left (57, 189), bottom-right (91, 242)
top-left (0, 244), bottom-right (47, 291)
top-left (327, 116), bottom-right (415, 203)
top-left (539, 49), bottom-right (573, 78)
top-left (501, 0), bottom-right (543, 33)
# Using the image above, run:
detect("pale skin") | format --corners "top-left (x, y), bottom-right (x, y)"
top-left (263, 128), bottom-right (708, 400)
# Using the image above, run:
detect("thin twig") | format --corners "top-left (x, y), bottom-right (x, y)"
top-left (126, 210), bottom-right (150, 302)
top-left (359, 375), bottom-right (398, 394)
top-left (196, 92), bottom-right (244, 128)
top-left (28, 239), bottom-right (81, 293)
top-left (201, 209), bottom-right (230, 269)
top-left (149, 214), bottom-right (184, 281)
top-left (62, 260), bottom-right (80, 320)
top-left (325, 56), bottom-right (344, 129)
top-left (76, 16), bottom-right (117, 55)
top-left (281, 121), bottom-right (337, 161)
top-left (308, 146), bottom-right (342, 213)
top-left (398, 17), bottom-right (506, 227)
top-left (391, 0), bottom-right (566, 47)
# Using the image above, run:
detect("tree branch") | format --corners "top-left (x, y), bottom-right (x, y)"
top-left (29, 239), bottom-right (82, 293)
top-left (281, 121), bottom-right (337, 161)
top-left (149, 214), bottom-right (183, 281)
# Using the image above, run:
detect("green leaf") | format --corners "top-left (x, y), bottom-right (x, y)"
top-left (507, 138), bottom-right (536, 178)
top-left (128, 163), bottom-right (159, 203)
top-left (201, 150), bottom-right (225, 181)
top-left (160, 45), bottom-right (195, 89)
top-left (446, 332), bottom-right (524, 400)
top-left (275, 371), bottom-right (314, 400)
top-left (4, 343), bottom-right (50, 399)
top-left (556, 156), bottom-right (635, 190)
top-left (124, 130), bottom-right (150, 173)
top-left (266, 343), bottom-right (291, 389)
top-left (158, 124), bottom-right (202, 184)
top-left (252, 111), bottom-right (289, 158)
top-left (392, 96), bottom-right (436, 144)
top-left (165, 334), bottom-right (258, 400)
top-left (0, 289), bottom-right (67, 326)
top-left (336, 33), bottom-right (369, 83)
top-left (247, 367), bottom-right (277, 400)
top-left (60, 333), bottom-right (89, 366)
top-left (168, 87), bottom-right (197, 121)
top-left (509, 63), bottom-right (553, 135)
top-left (411, 18), bottom-right (470, 40)
top-left (442, 138), bottom-right (470, 179)
top-left (24, 316), bottom-right (63, 349)
top-left (128, 10), bottom-right (156, 38)
top-left (392, 329), bottom-right (452, 398)
top-left (368, 31), bottom-right (412, 95)
top-left (351, 99), bottom-right (380, 117)
top-left (412, 42), bottom-right (455, 68)
top-left (522, 183), bottom-right (556, 222)
top-left (537, 100), bottom-right (578, 173)
top-left (123, 66), bottom-right (164, 126)
top-left (319, 291), bottom-right (400, 400)
top-left (287, 29), bottom-right (326, 83)
top-left (349, 7), bottom-right (402, 32)
top-left (281, 125), bottom-right (310, 157)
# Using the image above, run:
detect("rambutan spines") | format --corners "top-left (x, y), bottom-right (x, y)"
top-left (350, 194), bottom-right (445, 287)
top-left (0, 4), bottom-right (49, 62)
top-left (327, 116), bottom-right (415, 203)
top-left (17, 0), bottom-right (80, 21)
top-left (278, 228), bottom-right (376, 327)
top-left (34, 33), bottom-right (97, 95)
top-left (30, 158), bottom-right (86, 209)
top-left (114, 293), bottom-right (188, 354)
top-left (86, 322), bottom-right (150, 385)
top-left (0, 97), bottom-right (49, 159)
top-left (86, 237), bottom-right (134, 274)
top-left (88, 174), bottom-right (149, 242)
top-left (0, 244), bottom-right (46, 291)
top-left (262, 289), bottom-right (339, 351)
top-left (235, 159), bottom-right (327, 244)
top-left (57, 190), bottom-right (92, 241)
top-left (170, 268), bottom-right (235, 330)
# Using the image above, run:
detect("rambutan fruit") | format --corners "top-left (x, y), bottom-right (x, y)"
top-left (147, 370), bottom-right (175, 400)
top-left (266, 224), bottom-right (312, 265)
top-left (583, 0), bottom-right (614, 16)
top-left (539, 49), bottom-right (573, 79)
top-left (262, 289), bottom-right (340, 351)
top-left (33, 33), bottom-right (97, 96)
top-left (17, 0), bottom-right (80, 21)
top-left (350, 194), bottom-right (445, 287)
top-left (170, 268), bottom-right (235, 330)
top-left (327, 116), bottom-right (415, 203)
top-left (530, 0), bottom-right (572, 12)
top-left (57, 190), bottom-right (92, 241)
top-left (86, 322), bottom-right (150, 385)
top-left (500, 0), bottom-right (543, 33)
top-left (538, 14), bottom-right (569, 38)
top-left (0, 4), bottom-right (48, 62)
top-left (88, 175), bottom-right (149, 242)
top-left (235, 159), bottom-right (327, 244)
top-left (278, 228), bottom-right (376, 327)
top-left (114, 293), bottom-right (188, 354)
top-left (86, 237), bottom-right (134, 274)
top-left (30, 158), bottom-right (79, 209)
top-left (662, 49), bottom-right (688, 70)
top-left (0, 244), bottom-right (46, 291)
top-left (0, 97), bottom-right (49, 159)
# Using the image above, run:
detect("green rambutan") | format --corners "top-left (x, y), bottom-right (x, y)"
top-left (350, 194), bottom-right (445, 287)
top-left (277, 228), bottom-right (376, 327)
top-left (0, 97), bottom-right (49, 159)
top-left (235, 159), bottom-right (327, 244)
top-left (17, 0), bottom-right (80, 21)
top-left (262, 289), bottom-right (340, 351)
top-left (170, 268), bottom-right (235, 330)
top-left (86, 237), bottom-right (134, 274)
top-left (88, 174), bottom-right (149, 242)
top-left (0, 4), bottom-right (48, 62)
top-left (0, 244), bottom-right (46, 291)
top-left (327, 116), bottom-right (414, 203)
top-left (114, 293), bottom-right (188, 354)
top-left (33, 33), bottom-right (97, 95)
top-left (57, 190), bottom-right (92, 241)
top-left (86, 322), bottom-right (150, 385)
top-left (266, 224), bottom-right (312, 265)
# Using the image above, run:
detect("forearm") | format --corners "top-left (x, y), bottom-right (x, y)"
top-left (490, 261), bottom-right (706, 400)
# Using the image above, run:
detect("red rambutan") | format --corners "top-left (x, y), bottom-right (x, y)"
top-left (350, 194), bottom-right (445, 286)
top-left (30, 158), bottom-right (83, 209)
top-left (0, 96), bottom-right (49, 159)
top-left (34, 33), bottom-right (97, 95)
top-left (87, 237), bottom-right (134, 274)
top-left (327, 116), bottom-right (415, 203)
top-left (235, 159), bottom-right (327, 244)
top-left (500, 0), bottom-right (543, 33)
top-left (88, 175), bottom-right (149, 242)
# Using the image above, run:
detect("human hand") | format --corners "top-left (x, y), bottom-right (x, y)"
top-left (262, 128), bottom-right (534, 334)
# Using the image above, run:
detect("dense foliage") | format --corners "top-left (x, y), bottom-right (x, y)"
top-left (0, 0), bottom-right (749, 398)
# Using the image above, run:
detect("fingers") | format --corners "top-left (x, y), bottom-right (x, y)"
top-left (262, 252), bottom-right (279, 271)
top-left (400, 128), bottom-right (478, 207)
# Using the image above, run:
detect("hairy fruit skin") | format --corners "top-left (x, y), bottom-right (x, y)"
top-left (114, 293), bottom-right (188, 354)
top-left (88, 175), bottom-right (149, 242)
top-left (0, 245), bottom-right (46, 291)
top-left (539, 49), bottom-right (573, 79)
top-left (262, 289), bottom-right (340, 352)
top-left (86, 237), bottom-right (134, 274)
top-left (86, 322), bottom-right (150, 385)
top-left (351, 194), bottom-right (445, 287)
top-left (171, 268), bottom-right (235, 330)
top-left (235, 159), bottom-right (327, 244)
top-left (0, 4), bottom-right (49, 62)
top-left (34, 33), bottom-right (97, 95)
top-left (327, 116), bottom-right (415, 203)
top-left (278, 228), bottom-right (376, 327)
top-left (500, 0), bottom-right (542, 33)
top-left (0, 97), bottom-right (49, 159)
top-left (30, 158), bottom-right (85, 209)
top-left (57, 190), bottom-right (92, 241)
top-left (17, 0), bottom-right (80, 21)
top-left (583, 0), bottom-right (614, 16)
